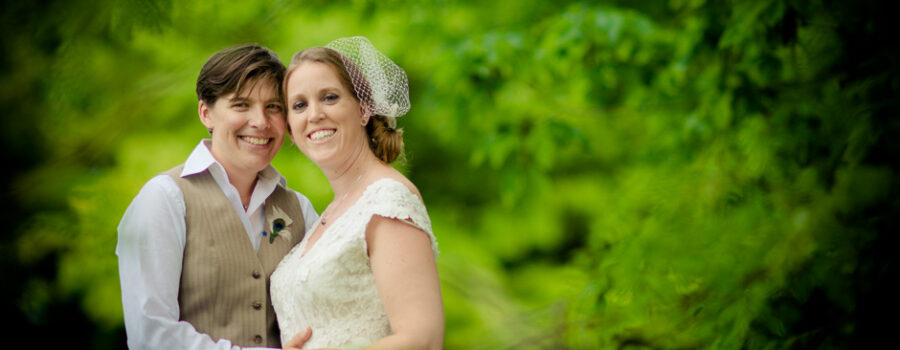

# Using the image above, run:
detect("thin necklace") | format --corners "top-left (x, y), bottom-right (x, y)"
top-left (320, 172), bottom-right (366, 226)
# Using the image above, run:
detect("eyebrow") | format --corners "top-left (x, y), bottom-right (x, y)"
top-left (290, 86), bottom-right (343, 98)
top-left (229, 96), bottom-right (283, 104)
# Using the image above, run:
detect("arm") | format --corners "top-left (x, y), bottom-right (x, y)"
top-left (364, 215), bottom-right (445, 350)
top-left (117, 175), bottom-right (272, 350)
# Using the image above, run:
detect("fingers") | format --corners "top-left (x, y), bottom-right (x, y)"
top-left (283, 326), bottom-right (312, 349)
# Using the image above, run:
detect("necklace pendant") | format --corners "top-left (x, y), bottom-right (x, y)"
top-left (320, 218), bottom-right (326, 226)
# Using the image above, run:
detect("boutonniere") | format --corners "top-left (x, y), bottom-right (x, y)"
top-left (264, 205), bottom-right (293, 244)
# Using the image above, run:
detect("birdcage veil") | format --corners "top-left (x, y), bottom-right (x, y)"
top-left (325, 36), bottom-right (410, 124)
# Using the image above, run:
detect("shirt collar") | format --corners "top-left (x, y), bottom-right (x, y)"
top-left (180, 139), bottom-right (286, 188)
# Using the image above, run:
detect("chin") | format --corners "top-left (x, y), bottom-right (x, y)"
top-left (245, 157), bottom-right (273, 171)
top-left (311, 150), bottom-right (341, 164)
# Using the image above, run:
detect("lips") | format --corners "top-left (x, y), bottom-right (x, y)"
top-left (240, 135), bottom-right (272, 145)
top-left (308, 129), bottom-right (336, 141)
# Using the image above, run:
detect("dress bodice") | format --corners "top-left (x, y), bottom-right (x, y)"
top-left (270, 178), bottom-right (437, 349)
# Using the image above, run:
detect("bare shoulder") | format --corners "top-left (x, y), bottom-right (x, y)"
top-left (371, 164), bottom-right (422, 199)
top-left (391, 175), bottom-right (421, 199)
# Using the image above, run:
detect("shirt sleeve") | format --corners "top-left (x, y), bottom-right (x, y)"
top-left (294, 191), bottom-right (320, 231)
top-left (117, 175), bottom-right (272, 350)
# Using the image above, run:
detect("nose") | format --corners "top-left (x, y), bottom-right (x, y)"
top-left (308, 101), bottom-right (326, 122)
top-left (248, 105), bottom-right (270, 129)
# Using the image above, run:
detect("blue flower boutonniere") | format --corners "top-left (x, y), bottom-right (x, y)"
top-left (264, 205), bottom-right (293, 244)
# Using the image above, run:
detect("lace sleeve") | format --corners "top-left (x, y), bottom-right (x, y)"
top-left (361, 178), bottom-right (439, 255)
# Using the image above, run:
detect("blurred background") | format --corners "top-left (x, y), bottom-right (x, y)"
top-left (2, 0), bottom-right (897, 348)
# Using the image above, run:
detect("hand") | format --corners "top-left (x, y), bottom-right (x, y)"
top-left (282, 327), bottom-right (311, 350)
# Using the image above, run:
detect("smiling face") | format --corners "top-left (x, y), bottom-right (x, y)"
top-left (199, 79), bottom-right (286, 178)
top-left (286, 61), bottom-right (369, 168)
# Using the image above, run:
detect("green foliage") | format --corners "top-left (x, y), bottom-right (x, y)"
top-left (3, 0), bottom-right (897, 348)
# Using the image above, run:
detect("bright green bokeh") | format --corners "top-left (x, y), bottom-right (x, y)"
top-left (3, 0), bottom-right (896, 348)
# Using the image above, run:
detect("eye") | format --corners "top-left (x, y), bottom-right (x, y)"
top-left (292, 100), bottom-right (307, 111)
top-left (323, 94), bottom-right (339, 103)
top-left (232, 102), bottom-right (249, 110)
top-left (267, 103), bottom-right (284, 112)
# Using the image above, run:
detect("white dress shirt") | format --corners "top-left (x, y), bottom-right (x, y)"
top-left (116, 140), bottom-right (318, 350)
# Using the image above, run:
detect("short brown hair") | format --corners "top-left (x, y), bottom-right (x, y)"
top-left (196, 44), bottom-right (286, 105)
top-left (285, 47), bottom-right (404, 163)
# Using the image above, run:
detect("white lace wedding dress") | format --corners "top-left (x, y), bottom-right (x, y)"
top-left (270, 178), bottom-right (438, 349)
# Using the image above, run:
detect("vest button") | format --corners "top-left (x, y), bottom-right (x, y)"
top-left (252, 270), bottom-right (261, 279)
top-left (252, 301), bottom-right (262, 310)
top-left (254, 335), bottom-right (263, 344)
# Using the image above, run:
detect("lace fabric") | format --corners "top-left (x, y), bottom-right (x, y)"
top-left (270, 178), bottom-right (437, 348)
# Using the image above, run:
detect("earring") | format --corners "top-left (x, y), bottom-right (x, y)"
top-left (361, 117), bottom-right (369, 126)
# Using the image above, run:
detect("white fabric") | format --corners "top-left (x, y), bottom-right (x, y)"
top-left (116, 139), bottom-right (318, 350)
top-left (271, 178), bottom-right (438, 349)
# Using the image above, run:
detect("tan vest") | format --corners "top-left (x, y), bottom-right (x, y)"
top-left (165, 165), bottom-right (306, 347)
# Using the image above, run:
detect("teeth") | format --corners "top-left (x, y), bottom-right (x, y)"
top-left (242, 136), bottom-right (270, 145)
top-left (309, 129), bottom-right (335, 141)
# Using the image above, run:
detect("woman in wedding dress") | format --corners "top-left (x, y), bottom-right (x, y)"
top-left (270, 37), bottom-right (444, 349)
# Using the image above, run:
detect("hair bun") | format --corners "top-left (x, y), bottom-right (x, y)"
top-left (367, 115), bottom-right (404, 163)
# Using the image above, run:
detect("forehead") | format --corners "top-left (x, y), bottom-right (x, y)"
top-left (288, 61), bottom-right (345, 91)
top-left (232, 77), bottom-right (280, 100)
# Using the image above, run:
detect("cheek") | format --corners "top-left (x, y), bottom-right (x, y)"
top-left (271, 113), bottom-right (287, 132)
top-left (223, 114), bottom-right (247, 132)
top-left (287, 114), bottom-right (306, 137)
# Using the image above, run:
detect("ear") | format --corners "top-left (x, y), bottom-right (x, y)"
top-left (360, 105), bottom-right (373, 126)
top-left (360, 103), bottom-right (373, 118)
top-left (198, 100), bottom-right (214, 131)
